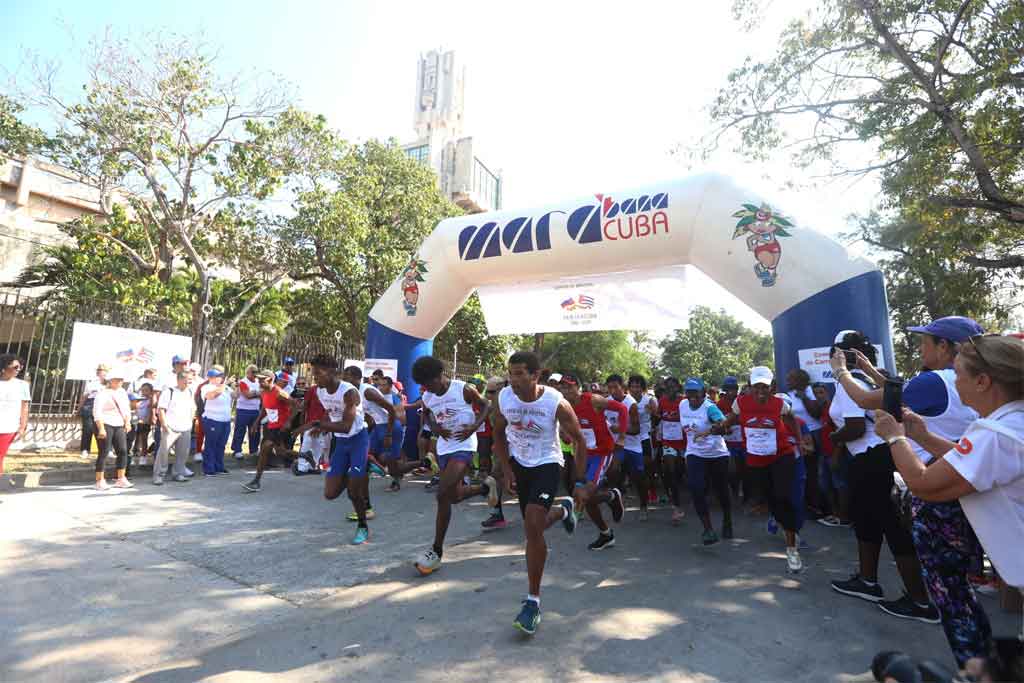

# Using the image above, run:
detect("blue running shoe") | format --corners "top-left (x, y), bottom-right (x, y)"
top-left (513, 599), bottom-right (540, 635)
top-left (369, 462), bottom-right (386, 477)
top-left (766, 514), bottom-right (779, 535)
top-left (352, 527), bottom-right (370, 545)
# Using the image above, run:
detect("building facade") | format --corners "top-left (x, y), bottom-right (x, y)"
top-left (403, 49), bottom-right (502, 214)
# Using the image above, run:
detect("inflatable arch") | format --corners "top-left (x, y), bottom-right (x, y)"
top-left (366, 173), bottom-right (893, 401)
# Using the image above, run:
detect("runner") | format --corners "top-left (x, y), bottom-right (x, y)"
top-left (306, 355), bottom-right (371, 545)
top-left (628, 374), bottom-right (658, 512)
top-left (715, 366), bottom-right (803, 572)
top-left (680, 378), bottom-right (733, 543)
top-left (559, 374), bottom-right (627, 550)
top-left (606, 374), bottom-right (651, 521)
top-left (374, 376), bottom-right (418, 492)
top-left (410, 356), bottom-right (495, 575)
top-left (491, 351), bottom-right (587, 635)
top-left (717, 377), bottom-right (747, 503)
top-left (345, 366), bottom-right (398, 522)
top-left (658, 377), bottom-right (687, 524)
top-left (481, 376), bottom-right (510, 530)
top-left (242, 371), bottom-right (314, 491)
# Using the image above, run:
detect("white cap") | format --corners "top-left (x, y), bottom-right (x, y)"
top-left (834, 329), bottom-right (858, 344)
top-left (548, 372), bottom-right (563, 383)
top-left (749, 366), bottom-right (773, 386)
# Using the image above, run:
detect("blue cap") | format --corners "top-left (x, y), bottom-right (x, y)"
top-left (128, 392), bottom-right (142, 401)
top-left (172, 355), bottom-right (187, 364)
top-left (275, 371), bottom-right (290, 383)
top-left (283, 356), bottom-right (296, 365)
top-left (907, 316), bottom-right (984, 343)
top-left (206, 367), bottom-right (224, 378)
top-left (683, 378), bottom-right (704, 392)
top-left (722, 376), bottom-right (739, 388)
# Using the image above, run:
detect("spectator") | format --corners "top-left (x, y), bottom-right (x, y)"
top-left (199, 364), bottom-right (232, 475)
top-left (231, 365), bottom-right (262, 460)
top-left (786, 368), bottom-right (826, 516)
top-left (189, 362), bottom-right (205, 461)
top-left (153, 371), bottom-right (195, 485)
top-left (814, 382), bottom-right (850, 527)
top-left (93, 367), bottom-right (132, 490)
top-left (874, 333), bottom-right (1024, 594)
top-left (0, 353), bottom-right (30, 482)
top-left (77, 363), bottom-right (108, 458)
top-left (826, 330), bottom-right (937, 623)
top-left (280, 356), bottom-right (297, 393)
top-left (132, 368), bottom-right (158, 394)
top-left (831, 316), bottom-right (988, 664)
top-left (153, 356), bottom-right (187, 457)
top-left (131, 383), bottom-right (155, 466)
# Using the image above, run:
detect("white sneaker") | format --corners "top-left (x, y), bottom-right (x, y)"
top-left (414, 548), bottom-right (442, 576)
top-left (193, 454), bottom-right (203, 463)
top-left (786, 547), bottom-right (803, 574)
top-left (233, 452), bottom-right (244, 460)
top-left (184, 467), bottom-right (194, 477)
top-left (137, 455), bottom-right (148, 466)
top-left (81, 450), bottom-right (90, 458)
top-left (95, 480), bottom-right (110, 491)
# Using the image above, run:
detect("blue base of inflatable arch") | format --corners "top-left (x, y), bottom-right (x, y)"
top-left (771, 270), bottom-right (894, 388)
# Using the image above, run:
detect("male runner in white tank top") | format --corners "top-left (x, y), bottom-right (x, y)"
top-left (411, 356), bottom-right (496, 576)
top-left (492, 351), bottom-right (589, 636)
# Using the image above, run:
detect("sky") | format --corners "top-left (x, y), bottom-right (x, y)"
top-left (2, 0), bottom-right (884, 334)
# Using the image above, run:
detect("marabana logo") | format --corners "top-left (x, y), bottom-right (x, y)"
top-left (458, 192), bottom-right (670, 260)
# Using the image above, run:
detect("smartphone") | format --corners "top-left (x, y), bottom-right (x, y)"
top-left (843, 350), bottom-right (857, 366)
top-left (883, 378), bottom-right (904, 422)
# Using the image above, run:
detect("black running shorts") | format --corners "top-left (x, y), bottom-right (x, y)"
top-left (510, 458), bottom-right (561, 517)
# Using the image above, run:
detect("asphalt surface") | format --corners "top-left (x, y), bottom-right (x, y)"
top-left (2, 463), bottom-right (1017, 682)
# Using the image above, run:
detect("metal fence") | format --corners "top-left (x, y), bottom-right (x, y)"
top-left (1, 288), bottom-right (494, 421)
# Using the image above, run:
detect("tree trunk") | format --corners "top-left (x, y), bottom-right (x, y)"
top-left (533, 333), bottom-right (545, 354)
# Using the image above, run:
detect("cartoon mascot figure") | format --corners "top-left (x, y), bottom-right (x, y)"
top-left (731, 203), bottom-right (794, 287)
top-left (401, 257), bottom-right (428, 316)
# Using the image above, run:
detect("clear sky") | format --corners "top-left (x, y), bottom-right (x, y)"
top-left (2, 0), bottom-right (882, 333)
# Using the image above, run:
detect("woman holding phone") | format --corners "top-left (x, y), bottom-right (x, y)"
top-left (830, 317), bottom-right (989, 667)
top-left (826, 330), bottom-right (936, 624)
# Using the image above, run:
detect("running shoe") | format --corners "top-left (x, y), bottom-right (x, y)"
top-left (639, 507), bottom-right (649, 522)
top-left (877, 595), bottom-right (941, 624)
top-left (513, 599), bottom-right (540, 636)
top-left (369, 462), bottom-right (386, 477)
top-left (233, 452), bottom-right (244, 460)
top-left (766, 514), bottom-right (779, 535)
top-left (786, 547), bottom-right (803, 574)
top-left (481, 512), bottom-right (508, 530)
top-left (193, 454), bottom-right (203, 463)
top-left (81, 450), bottom-right (90, 459)
top-left (588, 530), bottom-right (615, 551)
top-left (424, 476), bottom-right (440, 492)
top-left (414, 548), bottom-right (441, 576)
top-left (172, 475), bottom-right (189, 483)
top-left (242, 479), bottom-right (261, 492)
top-left (347, 509), bottom-right (376, 521)
top-left (137, 455), bottom-right (149, 466)
top-left (671, 507), bottom-right (685, 526)
top-left (113, 478), bottom-right (134, 488)
top-left (608, 488), bottom-right (625, 523)
top-left (484, 475), bottom-right (499, 507)
top-left (184, 467), bottom-right (195, 477)
top-left (351, 527), bottom-right (370, 545)
top-left (659, 495), bottom-right (669, 504)
top-left (559, 499), bottom-right (577, 535)
top-left (702, 529), bottom-right (720, 546)
top-left (386, 480), bottom-right (401, 493)
top-left (816, 515), bottom-right (843, 527)
top-left (95, 479), bottom-right (110, 491)
top-left (831, 574), bottom-right (885, 602)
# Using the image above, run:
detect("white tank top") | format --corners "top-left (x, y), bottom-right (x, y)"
top-left (422, 379), bottom-right (478, 455)
top-left (633, 393), bottom-right (654, 440)
top-left (912, 368), bottom-right (978, 464)
top-left (362, 384), bottom-right (389, 426)
top-left (679, 399), bottom-right (730, 458)
top-left (317, 381), bottom-right (364, 438)
top-left (604, 394), bottom-right (632, 449)
top-left (499, 384), bottom-right (564, 467)
top-left (788, 386), bottom-right (822, 431)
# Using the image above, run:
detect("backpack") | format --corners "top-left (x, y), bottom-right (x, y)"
top-left (195, 381), bottom-right (209, 415)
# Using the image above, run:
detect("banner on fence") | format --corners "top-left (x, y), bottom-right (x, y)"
top-left (364, 358), bottom-right (398, 381)
top-left (67, 322), bottom-right (192, 382)
top-left (343, 359), bottom-right (365, 375)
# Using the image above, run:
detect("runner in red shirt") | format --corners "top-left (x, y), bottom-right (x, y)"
top-left (243, 371), bottom-right (315, 492)
top-left (717, 376), bottom-right (747, 503)
top-left (658, 377), bottom-right (687, 524)
top-left (559, 374), bottom-right (628, 551)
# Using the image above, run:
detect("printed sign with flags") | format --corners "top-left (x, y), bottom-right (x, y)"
top-left (67, 322), bottom-right (191, 382)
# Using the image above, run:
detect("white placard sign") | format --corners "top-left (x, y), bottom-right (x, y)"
top-left (343, 359), bottom-right (365, 375)
top-left (66, 322), bottom-right (192, 382)
top-left (798, 344), bottom-right (886, 384)
top-left (364, 358), bottom-right (399, 381)
top-left (477, 265), bottom-right (692, 334)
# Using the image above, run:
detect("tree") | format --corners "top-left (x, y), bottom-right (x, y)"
top-left (433, 294), bottom-right (531, 372)
top-left (658, 307), bottom-right (774, 384)
top-left (708, 0), bottom-right (1024, 269)
top-left (13, 33), bottom-right (318, 364)
top-left (0, 94), bottom-right (48, 157)
top-left (537, 330), bottom-right (654, 383)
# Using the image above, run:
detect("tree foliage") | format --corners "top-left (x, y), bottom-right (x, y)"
top-left (658, 307), bottom-right (774, 384)
top-left (537, 331), bottom-right (653, 383)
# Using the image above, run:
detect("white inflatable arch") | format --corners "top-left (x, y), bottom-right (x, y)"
top-left (367, 173), bottom-right (893, 400)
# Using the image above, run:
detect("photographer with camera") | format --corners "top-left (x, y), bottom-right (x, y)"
top-left (826, 331), bottom-right (937, 623)
top-left (830, 318), bottom-right (989, 666)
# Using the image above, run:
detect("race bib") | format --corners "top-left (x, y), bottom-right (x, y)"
top-left (664, 445), bottom-right (682, 458)
top-left (582, 428), bottom-right (597, 450)
top-left (745, 426), bottom-right (777, 456)
top-left (662, 421), bottom-right (683, 441)
top-left (477, 421), bottom-right (487, 433)
top-left (266, 408), bottom-right (279, 424)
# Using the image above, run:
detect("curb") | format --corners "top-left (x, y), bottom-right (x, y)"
top-left (3, 457), bottom-right (257, 490)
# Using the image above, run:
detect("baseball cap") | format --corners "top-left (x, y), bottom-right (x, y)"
top-left (749, 366), bottom-right (774, 386)
top-left (683, 378), bottom-right (704, 392)
top-left (548, 372), bottom-right (563, 383)
top-left (560, 373), bottom-right (580, 386)
top-left (258, 368), bottom-right (275, 378)
top-left (275, 371), bottom-right (290, 383)
top-left (207, 364), bottom-right (225, 378)
top-left (722, 376), bottom-right (739, 389)
top-left (283, 356), bottom-right (296, 365)
top-left (172, 355), bottom-right (187, 365)
top-left (907, 316), bottom-right (984, 343)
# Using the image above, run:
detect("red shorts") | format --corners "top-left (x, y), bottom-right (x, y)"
top-left (0, 432), bottom-right (17, 473)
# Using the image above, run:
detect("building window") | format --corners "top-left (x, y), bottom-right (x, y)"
top-left (472, 157), bottom-right (500, 211)
top-left (406, 144), bottom-right (430, 166)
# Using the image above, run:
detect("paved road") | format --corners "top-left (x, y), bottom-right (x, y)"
top-left (2, 466), bottom-right (1016, 682)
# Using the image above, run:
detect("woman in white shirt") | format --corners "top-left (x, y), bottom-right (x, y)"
top-left (875, 334), bottom-right (1024, 596)
top-left (93, 367), bottom-right (133, 490)
top-left (77, 364), bottom-right (108, 458)
top-left (0, 353), bottom-right (31, 476)
top-left (200, 365), bottom-right (233, 475)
